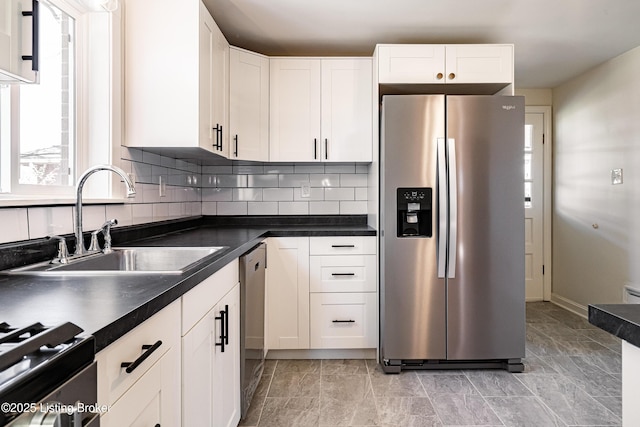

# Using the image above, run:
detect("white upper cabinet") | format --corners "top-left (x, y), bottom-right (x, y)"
top-left (270, 57), bottom-right (372, 162)
top-left (378, 44), bottom-right (513, 85)
top-left (123, 0), bottom-right (229, 154)
top-left (0, 0), bottom-right (38, 83)
top-left (229, 47), bottom-right (269, 161)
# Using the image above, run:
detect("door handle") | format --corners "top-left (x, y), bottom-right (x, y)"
top-left (447, 138), bottom-right (457, 278)
top-left (437, 137), bottom-right (447, 278)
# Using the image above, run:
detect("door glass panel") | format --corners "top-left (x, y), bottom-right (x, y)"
top-left (524, 124), bottom-right (533, 208)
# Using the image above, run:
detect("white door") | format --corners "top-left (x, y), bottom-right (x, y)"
top-left (524, 112), bottom-right (544, 300)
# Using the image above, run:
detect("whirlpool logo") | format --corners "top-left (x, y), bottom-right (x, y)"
top-left (502, 105), bottom-right (517, 111)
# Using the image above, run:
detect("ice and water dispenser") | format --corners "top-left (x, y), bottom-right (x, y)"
top-left (396, 187), bottom-right (432, 237)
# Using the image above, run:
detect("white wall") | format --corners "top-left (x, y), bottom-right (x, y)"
top-left (552, 45), bottom-right (640, 307)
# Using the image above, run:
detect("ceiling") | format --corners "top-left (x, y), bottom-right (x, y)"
top-left (203, 0), bottom-right (640, 89)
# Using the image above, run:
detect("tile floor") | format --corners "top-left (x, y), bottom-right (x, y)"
top-left (240, 302), bottom-right (622, 426)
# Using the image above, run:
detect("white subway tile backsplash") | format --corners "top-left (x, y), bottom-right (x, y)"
top-left (28, 206), bottom-right (73, 239)
top-left (234, 164), bottom-right (265, 174)
top-left (355, 164), bottom-right (369, 174)
top-left (293, 187), bottom-right (324, 201)
top-left (325, 187), bottom-right (355, 201)
top-left (153, 203), bottom-right (169, 221)
top-left (81, 205), bottom-right (108, 231)
top-left (325, 164), bottom-right (356, 174)
top-left (132, 162), bottom-right (152, 184)
top-left (142, 151), bottom-right (162, 166)
top-left (202, 165), bottom-right (233, 174)
top-left (248, 202), bottom-right (278, 215)
top-left (263, 188), bottom-right (294, 202)
top-left (309, 201), bottom-right (340, 215)
top-left (310, 174), bottom-right (340, 187)
top-left (339, 201), bottom-right (368, 215)
top-left (106, 204), bottom-right (133, 227)
top-left (264, 164), bottom-right (294, 174)
top-left (132, 204), bottom-right (153, 225)
top-left (278, 174), bottom-right (310, 188)
top-left (217, 202), bottom-right (248, 215)
top-left (248, 174), bottom-right (278, 188)
top-left (340, 174), bottom-right (368, 187)
top-left (160, 155), bottom-right (176, 169)
top-left (278, 201), bottom-right (309, 215)
top-left (202, 202), bottom-right (217, 215)
top-left (294, 164), bottom-right (325, 174)
top-left (355, 187), bottom-right (368, 201)
top-left (233, 188), bottom-right (262, 201)
top-left (0, 209), bottom-right (29, 243)
top-left (202, 188), bottom-right (232, 202)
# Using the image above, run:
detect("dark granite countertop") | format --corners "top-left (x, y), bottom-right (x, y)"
top-left (589, 304), bottom-right (640, 348)
top-left (0, 216), bottom-right (375, 352)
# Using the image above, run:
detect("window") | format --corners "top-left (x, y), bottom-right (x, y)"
top-left (0, 0), bottom-right (77, 196)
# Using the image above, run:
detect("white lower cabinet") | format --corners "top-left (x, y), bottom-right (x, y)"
top-left (182, 260), bottom-right (241, 427)
top-left (310, 292), bottom-right (377, 349)
top-left (266, 236), bottom-right (377, 351)
top-left (97, 300), bottom-right (181, 427)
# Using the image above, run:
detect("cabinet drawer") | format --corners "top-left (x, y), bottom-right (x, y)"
top-left (310, 293), bottom-right (377, 349)
top-left (182, 258), bottom-right (239, 335)
top-left (309, 236), bottom-right (376, 255)
top-left (97, 300), bottom-right (180, 406)
top-left (310, 255), bottom-right (376, 292)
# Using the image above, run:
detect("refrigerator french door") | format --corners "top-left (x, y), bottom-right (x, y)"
top-left (380, 94), bottom-right (525, 373)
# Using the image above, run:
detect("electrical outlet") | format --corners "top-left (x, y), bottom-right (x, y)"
top-left (301, 183), bottom-right (311, 198)
top-left (159, 176), bottom-right (166, 197)
top-left (611, 168), bottom-right (623, 185)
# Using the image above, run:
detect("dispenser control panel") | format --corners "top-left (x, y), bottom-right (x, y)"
top-left (396, 187), bottom-right (432, 238)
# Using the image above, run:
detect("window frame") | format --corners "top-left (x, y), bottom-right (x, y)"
top-left (0, 0), bottom-right (124, 204)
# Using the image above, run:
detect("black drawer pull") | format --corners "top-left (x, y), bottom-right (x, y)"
top-left (331, 273), bottom-right (355, 276)
top-left (121, 340), bottom-right (163, 374)
top-left (332, 319), bottom-right (355, 323)
top-left (215, 304), bottom-right (229, 352)
top-left (331, 244), bottom-right (355, 248)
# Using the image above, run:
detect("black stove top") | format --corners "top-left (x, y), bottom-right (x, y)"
top-left (0, 322), bottom-right (95, 425)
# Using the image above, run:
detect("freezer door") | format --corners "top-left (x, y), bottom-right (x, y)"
top-left (380, 95), bottom-right (446, 361)
top-left (445, 95), bottom-right (525, 360)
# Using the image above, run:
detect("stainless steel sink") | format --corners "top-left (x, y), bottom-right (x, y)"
top-left (4, 246), bottom-right (228, 276)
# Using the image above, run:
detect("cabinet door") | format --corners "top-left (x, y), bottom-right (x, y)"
top-left (270, 59), bottom-right (321, 161)
top-left (100, 346), bottom-right (180, 427)
top-left (230, 48), bottom-right (269, 161)
top-left (321, 59), bottom-right (372, 162)
top-left (377, 44), bottom-right (445, 84)
top-left (182, 313), bottom-right (215, 427)
top-left (199, 4), bottom-right (216, 152)
top-left (213, 283), bottom-right (241, 427)
top-left (211, 17), bottom-right (229, 157)
top-left (310, 292), bottom-right (377, 349)
top-left (266, 237), bottom-right (310, 349)
top-left (0, 0), bottom-right (37, 83)
top-left (445, 45), bottom-right (513, 83)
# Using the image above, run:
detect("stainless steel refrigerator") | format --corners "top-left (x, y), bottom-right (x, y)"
top-left (380, 94), bottom-right (525, 373)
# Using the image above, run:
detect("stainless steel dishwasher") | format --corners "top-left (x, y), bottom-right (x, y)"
top-left (239, 242), bottom-right (266, 419)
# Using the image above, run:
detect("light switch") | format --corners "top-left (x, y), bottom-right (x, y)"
top-left (301, 183), bottom-right (311, 198)
top-left (611, 168), bottom-right (623, 185)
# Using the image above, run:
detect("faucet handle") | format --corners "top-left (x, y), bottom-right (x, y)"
top-left (99, 218), bottom-right (118, 253)
top-left (46, 235), bottom-right (70, 264)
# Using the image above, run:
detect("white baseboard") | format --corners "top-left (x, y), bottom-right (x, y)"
top-left (550, 293), bottom-right (588, 318)
top-left (266, 348), bottom-right (376, 360)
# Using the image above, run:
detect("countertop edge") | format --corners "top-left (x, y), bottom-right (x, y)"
top-left (588, 304), bottom-right (640, 348)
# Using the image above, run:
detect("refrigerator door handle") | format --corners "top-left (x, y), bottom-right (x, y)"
top-left (437, 137), bottom-right (447, 278)
top-left (447, 138), bottom-right (457, 278)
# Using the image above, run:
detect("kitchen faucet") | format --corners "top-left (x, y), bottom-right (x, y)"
top-left (74, 164), bottom-right (136, 255)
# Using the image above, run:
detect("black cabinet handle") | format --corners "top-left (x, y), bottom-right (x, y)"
top-left (325, 138), bottom-right (328, 160)
top-left (21, 0), bottom-right (39, 71)
top-left (331, 244), bottom-right (355, 248)
top-left (332, 320), bottom-right (355, 323)
top-left (331, 273), bottom-right (355, 277)
top-left (213, 124), bottom-right (220, 149)
top-left (234, 135), bottom-right (238, 157)
top-left (219, 125), bottom-right (223, 150)
top-left (313, 138), bottom-right (317, 159)
top-left (215, 304), bottom-right (229, 352)
top-left (121, 340), bottom-right (162, 374)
